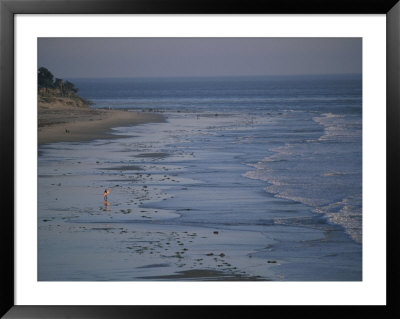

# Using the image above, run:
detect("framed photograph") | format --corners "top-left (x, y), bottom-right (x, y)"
top-left (1, 0), bottom-right (398, 317)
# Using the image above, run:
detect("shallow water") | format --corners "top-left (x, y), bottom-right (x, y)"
top-left (38, 75), bottom-right (362, 281)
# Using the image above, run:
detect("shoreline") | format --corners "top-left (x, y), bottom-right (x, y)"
top-left (38, 104), bottom-right (165, 145)
top-left (37, 109), bottom-right (362, 281)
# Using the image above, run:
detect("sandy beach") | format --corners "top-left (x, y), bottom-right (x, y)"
top-left (38, 103), bottom-right (164, 145)
top-left (38, 110), bottom-right (362, 281)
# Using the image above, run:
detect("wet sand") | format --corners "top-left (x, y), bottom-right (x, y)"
top-left (38, 104), bottom-right (164, 145)
top-left (38, 136), bottom-right (276, 281)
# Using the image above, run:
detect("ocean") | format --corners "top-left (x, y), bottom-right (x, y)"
top-left (38, 74), bottom-right (362, 281)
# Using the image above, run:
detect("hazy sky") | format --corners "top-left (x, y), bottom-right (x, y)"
top-left (38, 38), bottom-right (362, 78)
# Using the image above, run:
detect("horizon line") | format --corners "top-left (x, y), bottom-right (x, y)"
top-left (64, 73), bottom-right (362, 80)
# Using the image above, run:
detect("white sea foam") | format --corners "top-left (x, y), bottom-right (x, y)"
top-left (243, 111), bottom-right (362, 244)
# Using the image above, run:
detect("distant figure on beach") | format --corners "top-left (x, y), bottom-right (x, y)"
top-left (104, 189), bottom-right (110, 200)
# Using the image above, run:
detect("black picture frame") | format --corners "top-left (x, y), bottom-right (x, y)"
top-left (1, 0), bottom-right (399, 318)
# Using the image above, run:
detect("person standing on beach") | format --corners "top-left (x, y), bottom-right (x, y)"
top-left (104, 189), bottom-right (110, 200)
